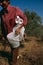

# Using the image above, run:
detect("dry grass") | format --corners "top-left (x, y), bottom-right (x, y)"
top-left (0, 37), bottom-right (43, 65)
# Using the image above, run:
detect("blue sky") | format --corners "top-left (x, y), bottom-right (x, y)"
top-left (10, 0), bottom-right (43, 23)
top-left (0, 0), bottom-right (43, 23)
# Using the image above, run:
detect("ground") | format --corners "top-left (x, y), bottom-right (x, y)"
top-left (0, 37), bottom-right (43, 65)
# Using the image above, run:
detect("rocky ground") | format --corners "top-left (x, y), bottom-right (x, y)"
top-left (0, 37), bottom-right (43, 65)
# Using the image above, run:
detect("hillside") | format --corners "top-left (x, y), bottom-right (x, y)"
top-left (0, 37), bottom-right (43, 65)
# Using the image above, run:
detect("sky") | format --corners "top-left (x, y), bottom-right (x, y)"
top-left (0, 0), bottom-right (43, 23)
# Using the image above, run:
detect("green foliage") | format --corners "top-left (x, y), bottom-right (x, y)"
top-left (24, 9), bottom-right (43, 37)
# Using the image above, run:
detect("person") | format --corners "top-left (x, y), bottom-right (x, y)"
top-left (0, 0), bottom-right (27, 65)
top-left (7, 16), bottom-right (25, 48)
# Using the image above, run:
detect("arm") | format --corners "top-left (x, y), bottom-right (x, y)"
top-left (15, 7), bottom-right (27, 34)
top-left (15, 24), bottom-right (23, 34)
top-left (15, 7), bottom-right (27, 26)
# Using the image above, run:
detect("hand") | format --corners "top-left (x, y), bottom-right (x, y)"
top-left (2, 37), bottom-right (6, 41)
top-left (15, 28), bottom-right (20, 35)
top-left (15, 24), bottom-right (23, 35)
